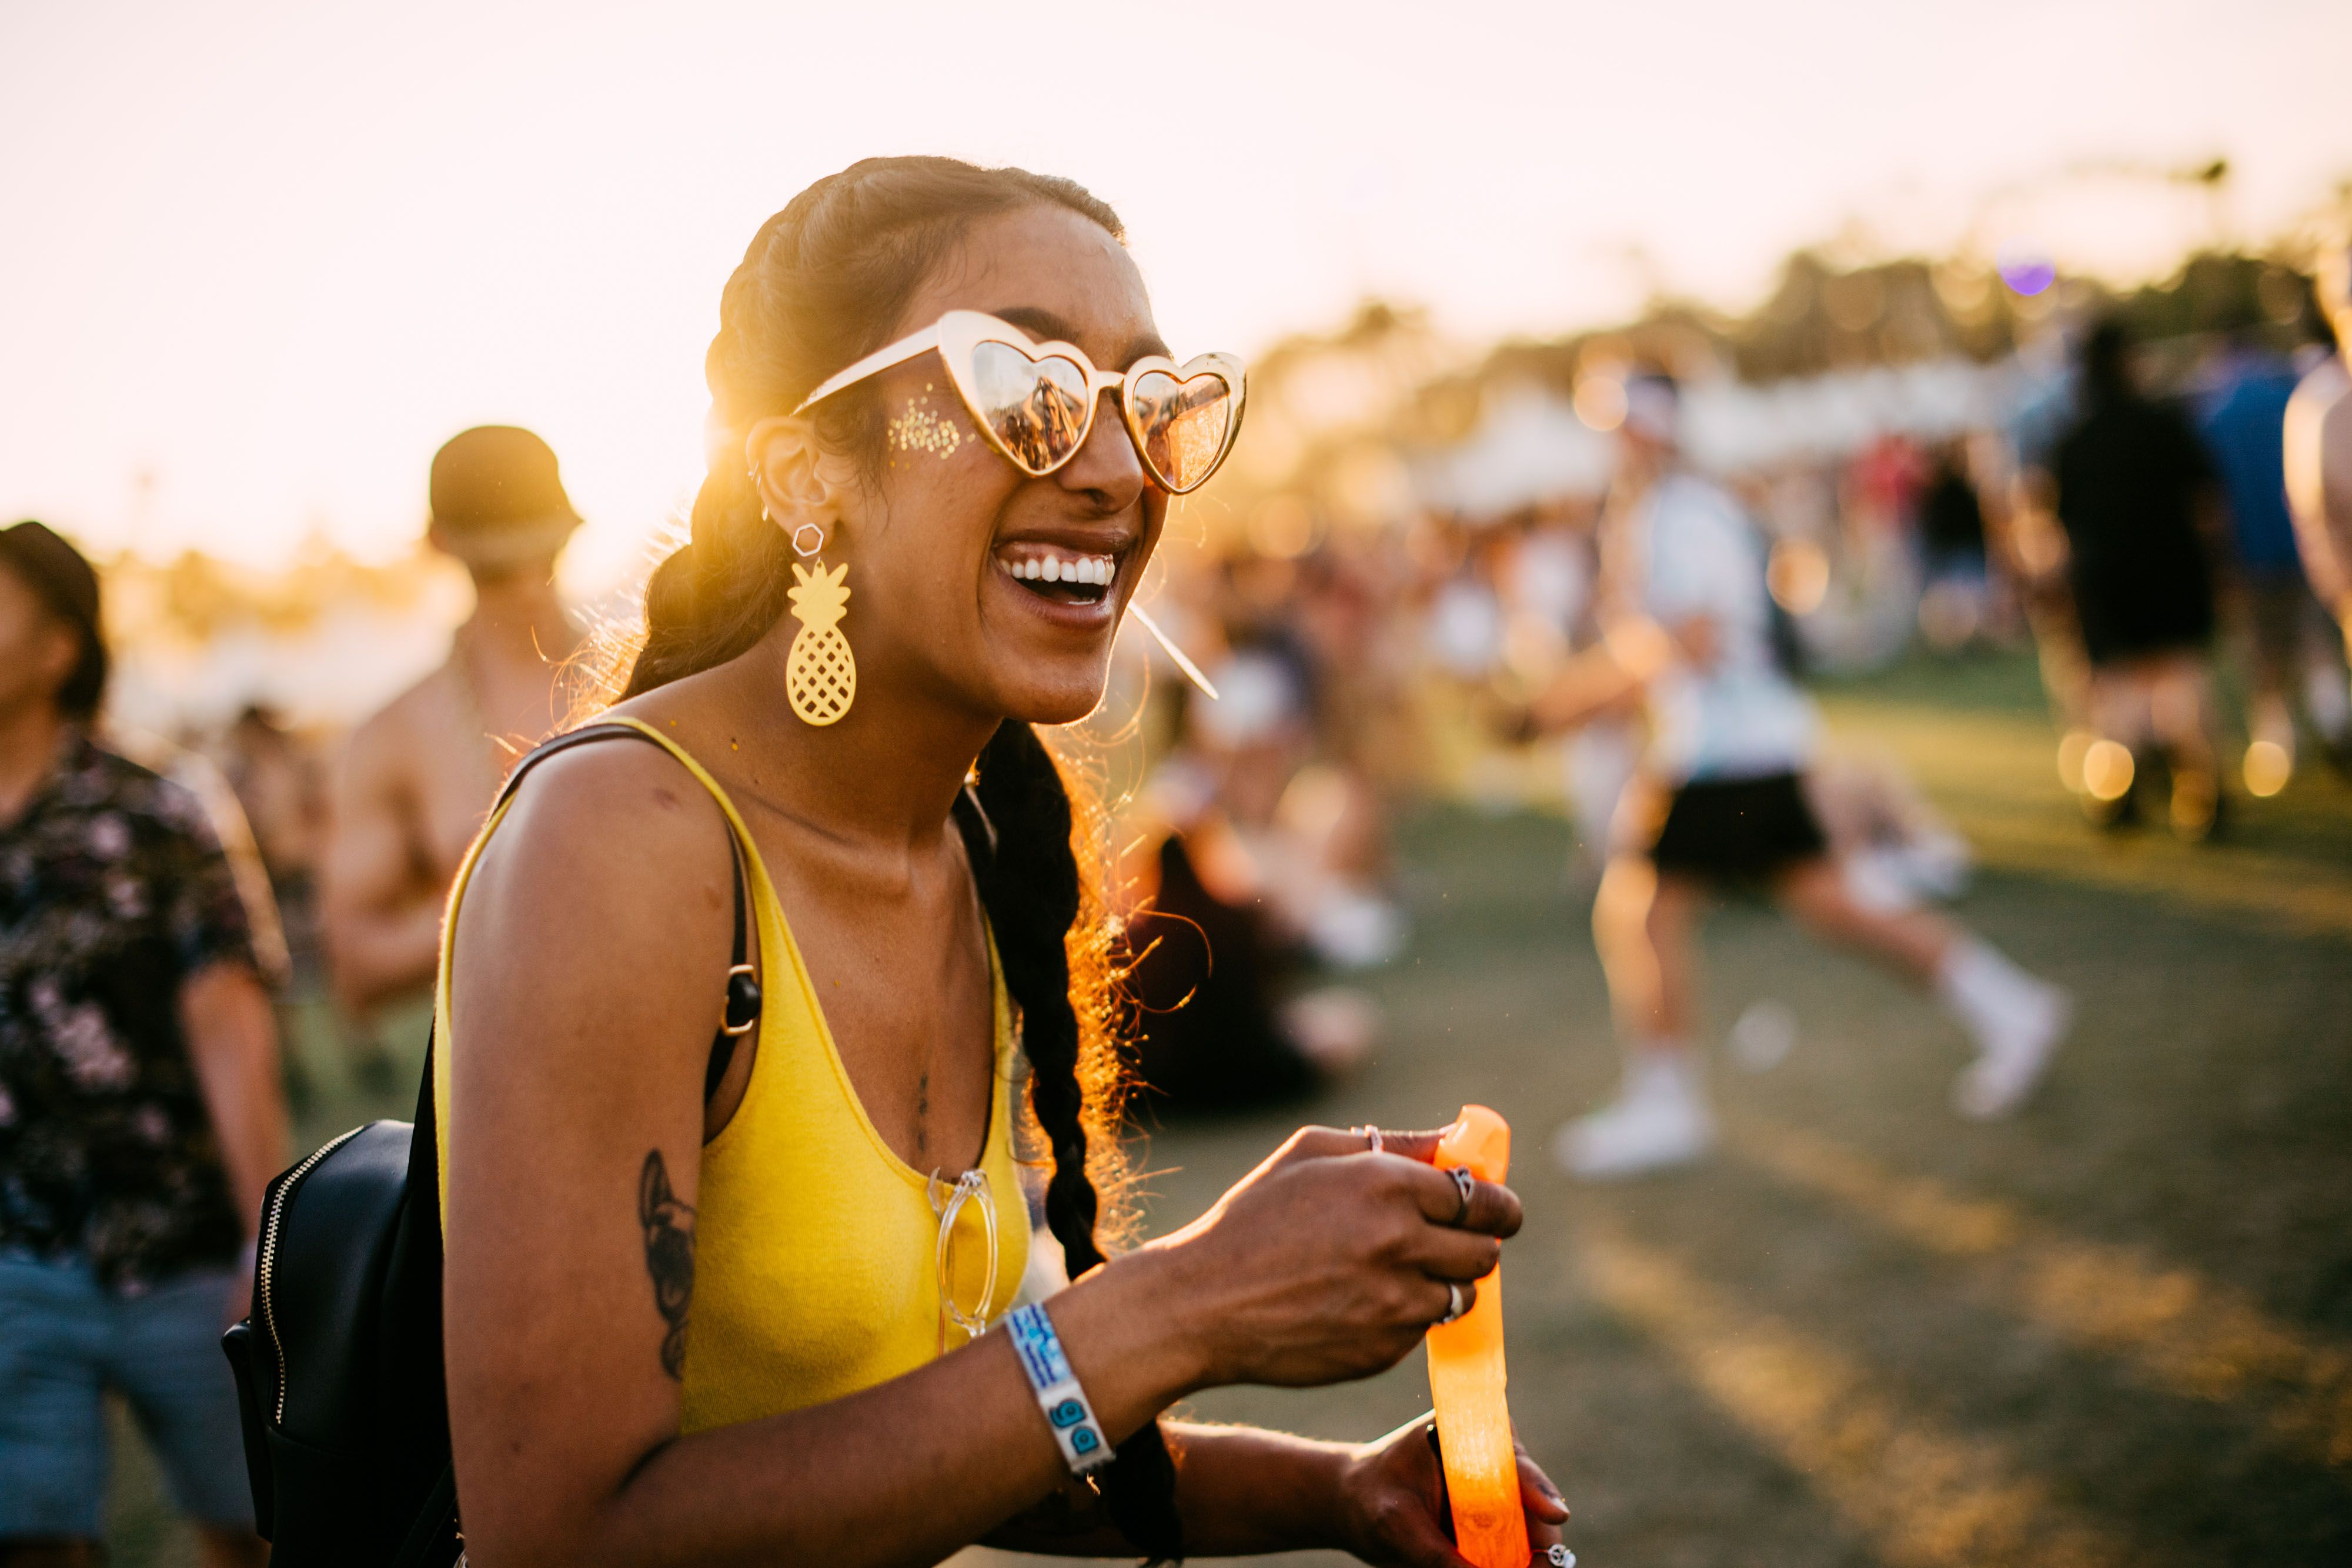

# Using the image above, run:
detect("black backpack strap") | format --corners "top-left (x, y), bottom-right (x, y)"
top-left (391, 1458), bottom-right (460, 1568)
top-left (403, 1026), bottom-right (459, 1563)
top-left (488, 723), bottom-right (763, 1098)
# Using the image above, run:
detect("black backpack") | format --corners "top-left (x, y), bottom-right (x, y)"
top-left (221, 723), bottom-right (760, 1566)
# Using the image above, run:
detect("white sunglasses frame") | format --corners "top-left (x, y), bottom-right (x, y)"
top-left (791, 309), bottom-right (1247, 496)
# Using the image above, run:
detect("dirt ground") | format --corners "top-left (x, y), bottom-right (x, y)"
top-left (109, 654), bottom-right (2352, 1566)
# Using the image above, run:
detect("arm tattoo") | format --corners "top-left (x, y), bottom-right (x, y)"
top-left (637, 1149), bottom-right (696, 1381)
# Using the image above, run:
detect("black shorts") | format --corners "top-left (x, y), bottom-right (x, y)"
top-left (1647, 772), bottom-right (1828, 881)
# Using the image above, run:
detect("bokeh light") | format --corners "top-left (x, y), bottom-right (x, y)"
top-left (1996, 241), bottom-right (2057, 297)
top-left (2082, 739), bottom-right (2136, 803)
top-left (2244, 740), bottom-right (2292, 798)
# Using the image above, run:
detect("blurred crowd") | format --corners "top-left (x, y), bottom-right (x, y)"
top-left (1103, 253), bottom-right (2352, 1124)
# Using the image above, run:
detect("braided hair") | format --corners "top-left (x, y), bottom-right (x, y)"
top-left (612, 156), bottom-right (1184, 1563)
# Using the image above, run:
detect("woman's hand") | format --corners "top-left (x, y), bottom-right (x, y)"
top-left (1135, 1125), bottom-right (1523, 1392)
top-left (1334, 1415), bottom-right (1568, 1568)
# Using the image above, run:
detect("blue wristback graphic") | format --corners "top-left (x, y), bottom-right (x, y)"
top-left (1007, 1304), bottom-right (1074, 1389)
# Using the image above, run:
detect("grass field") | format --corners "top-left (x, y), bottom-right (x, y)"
top-left (107, 651), bottom-right (2352, 1566)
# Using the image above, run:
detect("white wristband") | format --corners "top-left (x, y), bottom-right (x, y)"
top-left (1005, 1303), bottom-right (1113, 1477)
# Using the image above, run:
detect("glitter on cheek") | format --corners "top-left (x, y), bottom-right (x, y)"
top-left (887, 394), bottom-right (966, 461)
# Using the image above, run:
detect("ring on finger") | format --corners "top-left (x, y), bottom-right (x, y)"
top-left (1447, 1165), bottom-right (1475, 1225)
top-left (1352, 1124), bottom-right (1384, 1156)
top-left (1439, 1281), bottom-right (1467, 1323)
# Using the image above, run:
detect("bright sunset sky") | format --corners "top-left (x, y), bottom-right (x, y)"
top-left (2, 0), bottom-right (2347, 586)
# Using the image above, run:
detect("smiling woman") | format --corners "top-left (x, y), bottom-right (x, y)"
top-left (423, 155), bottom-right (1564, 1568)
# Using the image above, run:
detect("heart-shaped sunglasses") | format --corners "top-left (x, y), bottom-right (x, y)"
top-left (793, 309), bottom-right (1247, 495)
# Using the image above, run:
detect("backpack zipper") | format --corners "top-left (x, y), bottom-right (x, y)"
top-left (256, 1124), bottom-right (369, 1426)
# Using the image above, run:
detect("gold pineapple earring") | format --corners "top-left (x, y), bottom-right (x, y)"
top-left (748, 458), bottom-right (858, 726)
top-left (782, 523), bottom-right (856, 727)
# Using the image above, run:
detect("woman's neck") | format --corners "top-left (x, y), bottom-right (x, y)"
top-left (704, 633), bottom-right (1001, 862)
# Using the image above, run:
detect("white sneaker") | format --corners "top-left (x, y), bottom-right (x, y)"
top-left (1952, 979), bottom-right (2072, 1120)
top-left (1553, 1057), bottom-right (1715, 1179)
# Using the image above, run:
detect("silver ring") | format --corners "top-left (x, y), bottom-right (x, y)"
top-left (790, 523), bottom-right (827, 559)
top-left (1547, 1547), bottom-right (1576, 1568)
top-left (1448, 1165), bottom-right (1475, 1225)
top-left (1439, 1282), bottom-right (1466, 1323)
top-left (1352, 1125), bottom-right (1383, 1155)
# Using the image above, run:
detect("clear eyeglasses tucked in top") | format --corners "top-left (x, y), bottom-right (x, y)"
top-left (928, 1165), bottom-right (1001, 1355)
top-left (793, 309), bottom-right (1247, 496)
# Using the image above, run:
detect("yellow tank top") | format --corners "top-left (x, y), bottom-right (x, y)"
top-left (433, 717), bottom-right (1030, 1434)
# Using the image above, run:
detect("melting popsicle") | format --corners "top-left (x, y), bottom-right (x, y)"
top-left (1427, 1105), bottom-right (1531, 1568)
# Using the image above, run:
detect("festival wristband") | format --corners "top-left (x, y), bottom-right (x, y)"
top-left (1004, 1302), bottom-right (1114, 1477)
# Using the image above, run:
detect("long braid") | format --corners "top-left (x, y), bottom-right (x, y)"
top-left (956, 721), bottom-right (1185, 1564)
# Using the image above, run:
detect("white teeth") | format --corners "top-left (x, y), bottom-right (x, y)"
top-left (1001, 551), bottom-right (1116, 587)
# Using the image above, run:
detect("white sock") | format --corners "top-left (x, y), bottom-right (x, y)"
top-left (1936, 938), bottom-right (2046, 1044)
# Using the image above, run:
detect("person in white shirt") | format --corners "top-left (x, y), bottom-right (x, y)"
top-left (1524, 375), bottom-right (2072, 1179)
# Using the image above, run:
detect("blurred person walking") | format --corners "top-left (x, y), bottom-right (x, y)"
top-left (1521, 380), bottom-right (2069, 1179)
top-left (0, 523), bottom-right (288, 1568)
top-left (2286, 244), bottom-right (2352, 708)
top-left (2053, 318), bottom-right (2230, 835)
top-left (322, 427), bottom-right (583, 1025)
top-left (2200, 332), bottom-right (2352, 785)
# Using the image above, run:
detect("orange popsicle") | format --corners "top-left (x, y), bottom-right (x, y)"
top-left (1426, 1106), bottom-right (1530, 1568)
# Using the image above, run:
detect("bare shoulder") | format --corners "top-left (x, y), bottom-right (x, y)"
top-left (450, 730), bottom-right (739, 1069)
top-left (476, 733), bottom-right (733, 903)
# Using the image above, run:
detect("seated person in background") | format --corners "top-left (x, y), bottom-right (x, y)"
top-left (1119, 663), bottom-right (1383, 1116)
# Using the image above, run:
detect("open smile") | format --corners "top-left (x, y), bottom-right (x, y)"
top-left (992, 541), bottom-right (1123, 609)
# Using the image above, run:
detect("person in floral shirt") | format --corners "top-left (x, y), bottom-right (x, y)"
top-left (0, 521), bottom-right (287, 1567)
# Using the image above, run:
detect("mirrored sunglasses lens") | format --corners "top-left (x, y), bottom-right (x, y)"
top-left (1130, 370), bottom-right (1233, 491)
top-left (969, 342), bottom-right (1091, 473)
